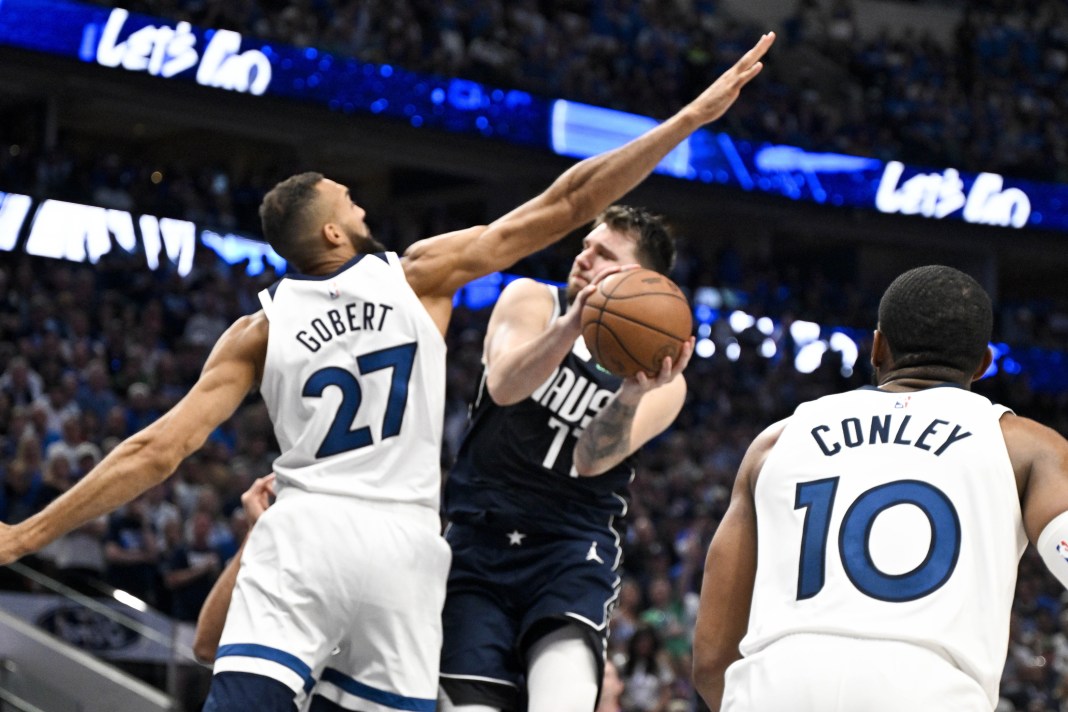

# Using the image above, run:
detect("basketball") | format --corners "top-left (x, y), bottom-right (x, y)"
top-left (581, 269), bottom-right (692, 378)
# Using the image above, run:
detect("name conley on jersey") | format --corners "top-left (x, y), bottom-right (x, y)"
top-left (811, 413), bottom-right (972, 457)
top-left (295, 301), bottom-right (395, 352)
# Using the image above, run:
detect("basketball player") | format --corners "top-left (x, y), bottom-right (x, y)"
top-left (438, 204), bottom-right (693, 712)
top-left (0, 31), bottom-right (776, 712)
top-left (692, 265), bottom-right (1068, 711)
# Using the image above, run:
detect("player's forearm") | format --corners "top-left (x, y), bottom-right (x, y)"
top-left (486, 318), bottom-right (578, 405)
top-left (14, 435), bottom-right (178, 558)
top-left (194, 540), bottom-right (244, 663)
top-left (541, 111), bottom-right (701, 233)
top-left (573, 388), bottom-right (640, 475)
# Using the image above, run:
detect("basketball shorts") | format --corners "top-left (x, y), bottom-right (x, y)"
top-left (438, 523), bottom-right (620, 709)
top-left (722, 633), bottom-right (992, 712)
top-left (212, 490), bottom-right (451, 712)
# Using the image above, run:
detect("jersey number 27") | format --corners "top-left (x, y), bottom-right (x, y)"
top-left (302, 342), bottom-right (417, 458)
top-left (794, 477), bottom-right (961, 602)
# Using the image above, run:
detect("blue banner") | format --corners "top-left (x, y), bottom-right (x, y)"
top-left (0, 0), bottom-right (1065, 233)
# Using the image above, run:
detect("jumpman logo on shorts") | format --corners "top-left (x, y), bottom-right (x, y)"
top-left (586, 542), bottom-right (604, 564)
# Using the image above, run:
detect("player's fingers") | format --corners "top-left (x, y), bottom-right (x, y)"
top-left (592, 263), bottom-right (640, 287)
top-left (674, 338), bottom-right (695, 375)
top-left (574, 281), bottom-right (599, 309)
top-left (734, 32), bottom-right (775, 71)
top-left (657, 356), bottom-right (673, 384)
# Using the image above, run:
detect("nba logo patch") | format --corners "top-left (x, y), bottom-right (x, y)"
top-left (1057, 540), bottom-right (1068, 563)
top-left (328, 281), bottom-right (341, 299)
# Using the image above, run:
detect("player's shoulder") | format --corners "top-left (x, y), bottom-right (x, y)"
top-left (753, 417), bottom-right (790, 451)
top-left (740, 418), bottom-right (790, 494)
top-left (494, 277), bottom-right (557, 311)
top-left (1001, 412), bottom-right (1068, 452)
top-left (219, 311), bottom-right (269, 356)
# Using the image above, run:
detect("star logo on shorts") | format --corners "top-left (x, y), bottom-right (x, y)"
top-left (507, 530), bottom-right (526, 546)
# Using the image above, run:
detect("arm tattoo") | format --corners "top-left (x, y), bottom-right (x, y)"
top-left (576, 395), bottom-right (637, 469)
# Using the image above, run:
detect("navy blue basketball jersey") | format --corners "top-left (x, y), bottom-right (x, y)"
top-left (445, 285), bottom-right (635, 537)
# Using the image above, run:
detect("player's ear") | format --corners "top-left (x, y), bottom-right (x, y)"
top-left (871, 329), bottom-right (888, 371)
top-left (321, 222), bottom-right (345, 247)
top-left (970, 345), bottom-right (994, 382)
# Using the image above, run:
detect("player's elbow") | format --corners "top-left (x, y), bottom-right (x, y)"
top-left (485, 376), bottom-right (523, 407)
top-left (192, 631), bottom-right (218, 665)
top-left (692, 644), bottom-right (735, 710)
top-left (573, 454), bottom-right (609, 477)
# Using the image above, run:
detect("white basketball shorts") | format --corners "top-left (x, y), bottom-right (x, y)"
top-left (212, 489), bottom-right (451, 712)
top-left (723, 633), bottom-right (992, 712)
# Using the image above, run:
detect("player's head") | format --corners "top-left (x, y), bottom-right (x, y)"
top-left (874, 265), bottom-right (993, 386)
top-left (567, 205), bottom-right (675, 301)
top-left (259, 172), bottom-right (383, 273)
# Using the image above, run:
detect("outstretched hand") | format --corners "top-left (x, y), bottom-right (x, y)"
top-left (687, 32), bottom-right (776, 126)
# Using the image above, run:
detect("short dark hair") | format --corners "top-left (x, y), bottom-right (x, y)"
top-left (878, 265), bottom-right (993, 376)
top-left (259, 172), bottom-right (324, 268)
top-left (594, 205), bottom-right (675, 275)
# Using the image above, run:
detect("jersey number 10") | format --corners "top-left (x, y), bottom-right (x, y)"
top-left (794, 477), bottom-right (961, 602)
top-left (302, 342), bottom-right (417, 458)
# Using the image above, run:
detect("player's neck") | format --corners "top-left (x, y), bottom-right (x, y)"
top-left (877, 374), bottom-right (970, 392)
top-left (298, 249), bottom-right (359, 277)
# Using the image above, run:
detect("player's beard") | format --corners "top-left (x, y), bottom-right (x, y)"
top-left (346, 224), bottom-right (386, 255)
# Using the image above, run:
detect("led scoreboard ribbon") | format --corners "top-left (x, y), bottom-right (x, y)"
top-left (0, 0), bottom-right (1064, 232)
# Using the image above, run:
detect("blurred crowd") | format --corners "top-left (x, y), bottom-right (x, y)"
top-left (75, 0), bottom-right (1068, 181)
top-left (1, 222), bottom-right (1067, 711)
top-left (2, 0), bottom-right (1068, 709)
top-left (0, 140), bottom-right (280, 236)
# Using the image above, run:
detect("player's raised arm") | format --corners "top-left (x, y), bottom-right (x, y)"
top-left (0, 314), bottom-right (267, 565)
top-left (402, 32), bottom-right (776, 300)
top-left (693, 420), bottom-right (784, 711)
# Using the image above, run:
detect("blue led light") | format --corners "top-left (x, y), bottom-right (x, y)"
top-left (2, 0), bottom-right (1067, 233)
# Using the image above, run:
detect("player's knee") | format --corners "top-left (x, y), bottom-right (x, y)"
top-left (526, 624), bottom-right (600, 712)
top-left (203, 672), bottom-right (300, 712)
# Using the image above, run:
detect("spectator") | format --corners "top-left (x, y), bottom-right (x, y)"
top-left (621, 624), bottom-right (675, 712)
top-left (103, 495), bottom-right (160, 606)
top-left (161, 510), bottom-right (223, 622)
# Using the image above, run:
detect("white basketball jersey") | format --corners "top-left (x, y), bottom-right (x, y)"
top-left (256, 252), bottom-right (445, 510)
top-left (741, 386), bottom-right (1026, 706)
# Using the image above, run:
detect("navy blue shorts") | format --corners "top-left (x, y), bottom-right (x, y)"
top-left (439, 523), bottom-right (620, 710)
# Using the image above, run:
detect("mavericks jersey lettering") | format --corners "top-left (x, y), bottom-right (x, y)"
top-left (445, 285), bottom-right (634, 536)
top-left (257, 252), bottom-right (445, 510)
top-left (742, 385), bottom-right (1025, 707)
